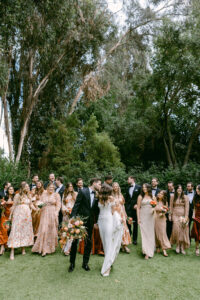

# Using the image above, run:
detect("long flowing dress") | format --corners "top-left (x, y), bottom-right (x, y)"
top-left (113, 194), bottom-right (131, 246)
top-left (140, 198), bottom-right (155, 257)
top-left (31, 194), bottom-right (43, 237)
top-left (155, 201), bottom-right (171, 250)
top-left (62, 193), bottom-right (77, 253)
top-left (0, 200), bottom-right (13, 246)
top-left (98, 201), bottom-right (123, 275)
top-left (191, 202), bottom-right (200, 241)
top-left (170, 197), bottom-right (190, 248)
top-left (32, 191), bottom-right (61, 254)
top-left (7, 194), bottom-right (34, 248)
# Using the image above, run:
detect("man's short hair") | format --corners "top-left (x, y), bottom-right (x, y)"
top-left (56, 177), bottom-right (63, 183)
top-left (90, 178), bottom-right (101, 186)
top-left (105, 175), bottom-right (113, 181)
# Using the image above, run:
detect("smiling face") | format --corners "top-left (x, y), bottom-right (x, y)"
top-left (157, 190), bottom-right (164, 200)
top-left (23, 184), bottom-right (30, 194)
top-left (68, 184), bottom-right (73, 193)
top-left (112, 183), bottom-right (119, 193)
top-left (196, 186), bottom-right (200, 196)
top-left (151, 178), bottom-right (158, 188)
top-left (49, 173), bottom-right (55, 182)
top-left (36, 181), bottom-right (42, 189)
top-left (8, 186), bottom-right (14, 196)
top-left (48, 184), bottom-right (55, 194)
top-left (142, 184), bottom-right (148, 194)
top-left (94, 180), bottom-right (102, 192)
top-left (177, 185), bottom-right (182, 195)
top-left (128, 177), bottom-right (135, 185)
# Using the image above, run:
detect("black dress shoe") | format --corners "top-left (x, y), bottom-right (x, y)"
top-left (133, 241), bottom-right (137, 245)
top-left (68, 263), bottom-right (75, 272)
top-left (82, 264), bottom-right (90, 271)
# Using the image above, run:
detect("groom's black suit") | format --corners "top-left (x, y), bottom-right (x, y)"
top-left (70, 187), bottom-right (99, 266)
top-left (125, 184), bottom-right (141, 243)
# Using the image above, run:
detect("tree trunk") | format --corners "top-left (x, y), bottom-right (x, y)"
top-left (1, 54), bottom-right (14, 161)
top-left (163, 137), bottom-right (173, 166)
top-left (167, 123), bottom-right (177, 167)
top-left (183, 119), bottom-right (200, 166)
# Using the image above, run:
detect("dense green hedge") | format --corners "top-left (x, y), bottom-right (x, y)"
top-left (0, 151), bottom-right (199, 192)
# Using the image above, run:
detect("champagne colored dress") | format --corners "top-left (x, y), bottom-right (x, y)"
top-left (170, 196), bottom-right (190, 248)
top-left (31, 194), bottom-right (43, 237)
top-left (155, 201), bottom-right (171, 250)
top-left (140, 197), bottom-right (155, 257)
top-left (0, 200), bottom-right (13, 245)
top-left (7, 194), bottom-right (34, 248)
top-left (113, 194), bottom-right (131, 246)
top-left (32, 191), bottom-right (61, 254)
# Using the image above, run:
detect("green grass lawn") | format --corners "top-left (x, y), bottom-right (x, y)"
top-left (0, 235), bottom-right (200, 300)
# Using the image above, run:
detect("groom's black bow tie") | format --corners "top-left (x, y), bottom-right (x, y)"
top-left (152, 188), bottom-right (157, 191)
top-left (91, 191), bottom-right (95, 194)
top-left (188, 192), bottom-right (193, 194)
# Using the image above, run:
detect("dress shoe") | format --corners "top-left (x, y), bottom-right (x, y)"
top-left (82, 264), bottom-right (90, 271)
top-left (68, 263), bottom-right (75, 272)
top-left (133, 241), bottom-right (137, 245)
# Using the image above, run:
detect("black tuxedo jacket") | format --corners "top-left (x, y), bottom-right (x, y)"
top-left (152, 187), bottom-right (160, 197)
top-left (184, 190), bottom-right (194, 213)
top-left (71, 187), bottom-right (99, 223)
top-left (125, 184), bottom-right (141, 216)
top-left (0, 190), bottom-right (6, 199)
top-left (56, 185), bottom-right (65, 201)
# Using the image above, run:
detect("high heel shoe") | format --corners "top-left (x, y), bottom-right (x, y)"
top-left (163, 250), bottom-right (168, 257)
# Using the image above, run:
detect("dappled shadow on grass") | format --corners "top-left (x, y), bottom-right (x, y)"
top-left (0, 236), bottom-right (200, 300)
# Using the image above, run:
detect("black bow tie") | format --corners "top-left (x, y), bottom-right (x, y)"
top-left (188, 192), bottom-right (193, 194)
top-left (152, 188), bottom-right (157, 191)
top-left (91, 191), bottom-right (95, 194)
top-left (130, 185), bottom-right (134, 188)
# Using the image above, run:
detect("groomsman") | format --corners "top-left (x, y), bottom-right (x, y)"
top-left (68, 178), bottom-right (101, 272)
top-left (104, 175), bottom-right (113, 187)
top-left (29, 174), bottom-right (39, 191)
top-left (0, 182), bottom-right (11, 199)
top-left (44, 173), bottom-right (57, 189)
top-left (125, 176), bottom-right (141, 245)
top-left (185, 182), bottom-right (195, 240)
top-left (75, 178), bottom-right (84, 192)
top-left (55, 177), bottom-right (65, 225)
top-left (166, 181), bottom-right (175, 239)
top-left (151, 178), bottom-right (160, 197)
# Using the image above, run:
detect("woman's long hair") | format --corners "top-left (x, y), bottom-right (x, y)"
top-left (63, 183), bottom-right (76, 202)
top-left (157, 190), bottom-right (167, 205)
top-left (193, 185), bottom-right (200, 207)
top-left (141, 183), bottom-right (152, 198)
top-left (112, 182), bottom-right (122, 197)
top-left (5, 186), bottom-right (15, 201)
top-left (174, 184), bottom-right (185, 203)
top-left (35, 180), bottom-right (44, 196)
top-left (99, 184), bottom-right (113, 204)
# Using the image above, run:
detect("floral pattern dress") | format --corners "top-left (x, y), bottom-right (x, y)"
top-left (7, 194), bottom-right (34, 248)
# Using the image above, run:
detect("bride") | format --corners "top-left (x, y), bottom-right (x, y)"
top-left (98, 184), bottom-right (123, 277)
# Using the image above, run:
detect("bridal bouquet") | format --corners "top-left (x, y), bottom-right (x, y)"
top-left (179, 216), bottom-right (189, 228)
top-left (65, 207), bottom-right (72, 215)
top-left (59, 216), bottom-right (87, 248)
top-left (150, 200), bottom-right (157, 208)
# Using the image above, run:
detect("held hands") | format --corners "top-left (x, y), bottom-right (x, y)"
top-left (133, 204), bottom-right (137, 210)
top-left (138, 219), bottom-right (141, 225)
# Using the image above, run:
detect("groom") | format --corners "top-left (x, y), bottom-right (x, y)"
top-left (68, 178), bottom-right (101, 272)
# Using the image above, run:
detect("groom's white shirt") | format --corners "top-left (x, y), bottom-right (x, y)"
top-left (89, 187), bottom-right (94, 206)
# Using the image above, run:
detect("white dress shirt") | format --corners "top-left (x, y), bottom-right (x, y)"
top-left (56, 184), bottom-right (63, 193)
top-left (187, 190), bottom-right (195, 204)
top-left (129, 184), bottom-right (135, 198)
top-left (89, 187), bottom-right (95, 207)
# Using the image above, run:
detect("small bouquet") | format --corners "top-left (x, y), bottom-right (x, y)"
top-left (65, 207), bottom-right (72, 215)
top-left (150, 200), bottom-right (157, 208)
top-left (3, 220), bottom-right (11, 230)
top-left (159, 205), bottom-right (168, 217)
top-left (127, 217), bottom-right (133, 225)
top-left (179, 216), bottom-right (189, 228)
top-left (59, 216), bottom-right (87, 248)
top-left (37, 202), bottom-right (47, 209)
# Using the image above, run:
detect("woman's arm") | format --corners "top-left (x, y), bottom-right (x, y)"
top-left (137, 195), bottom-right (142, 224)
top-left (169, 195), bottom-right (174, 221)
top-left (184, 195), bottom-right (189, 219)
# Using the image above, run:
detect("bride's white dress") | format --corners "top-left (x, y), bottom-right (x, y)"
top-left (98, 201), bottom-right (123, 275)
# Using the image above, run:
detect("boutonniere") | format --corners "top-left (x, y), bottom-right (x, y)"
top-left (135, 189), bottom-right (138, 192)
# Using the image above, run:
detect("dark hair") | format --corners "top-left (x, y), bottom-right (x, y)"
top-left (168, 181), bottom-right (174, 185)
top-left (99, 184), bottom-right (113, 204)
top-left (128, 176), bottom-right (135, 180)
top-left (174, 184), bottom-right (185, 203)
top-left (157, 190), bottom-right (167, 205)
top-left (56, 177), bottom-right (63, 184)
top-left (76, 178), bottom-right (83, 184)
top-left (193, 185), bottom-right (200, 207)
top-left (32, 174), bottom-right (38, 178)
top-left (152, 177), bottom-right (158, 182)
top-left (90, 178), bottom-right (101, 186)
top-left (63, 182), bottom-right (76, 201)
top-left (141, 183), bottom-right (152, 198)
top-left (105, 175), bottom-right (113, 181)
top-left (3, 181), bottom-right (10, 188)
top-left (5, 186), bottom-right (15, 201)
top-left (187, 182), bottom-right (193, 187)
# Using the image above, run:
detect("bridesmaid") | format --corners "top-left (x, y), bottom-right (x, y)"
top-left (155, 190), bottom-right (171, 257)
top-left (62, 183), bottom-right (77, 255)
top-left (137, 183), bottom-right (155, 260)
top-left (0, 186), bottom-right (14, 255)
top-left (170, 184), bottom-right (190, 254)
top-left (31, 181), bottom-right (44, 237)
top-left (32, 183), bottom-right (61, 256)
top-left (8, 183), bottom-right (35, 260)
top-left (191, 185), bottom-right (200, 256)
top-left (112, 182), bottom-right (131, 253)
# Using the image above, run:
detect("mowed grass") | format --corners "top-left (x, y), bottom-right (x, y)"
top-left (0, 233), bottom-right (200, 300)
